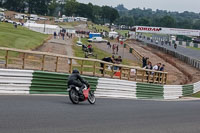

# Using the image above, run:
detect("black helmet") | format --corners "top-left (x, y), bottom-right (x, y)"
top-left (72, 69), bottom-right (79, 74)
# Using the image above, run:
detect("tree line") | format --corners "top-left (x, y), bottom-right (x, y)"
top-left (0, 0), bottom-right (119, 24)
top-left (115, 4), bottom-right (200, 30)
top-left (1, 0), bottom-right (200, 30)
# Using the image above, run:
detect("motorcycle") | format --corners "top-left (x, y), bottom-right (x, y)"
top-left (68, 84), bottom-right (95, 104)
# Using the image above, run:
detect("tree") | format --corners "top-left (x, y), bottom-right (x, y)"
top-left (101, 6), bottom-right (119, 24)
top-left (0, 0), bottom-right (3, 7)
top-left (193, 20), bottom-right (200, 30)
top-left (64, 0), bottom-right (78, 16)
top-left (137, 17), bottom-right (151, 26)
top-left (160, 15), bottom-right (176, 28)
top-left (4, 0), bottom-right (26, 12)
top-left (48, 0), bottom-right (58, 16)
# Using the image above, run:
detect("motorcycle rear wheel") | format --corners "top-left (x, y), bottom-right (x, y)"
top-left (69, 89), bottom-right (79, 104)
top-left (88, 91), bottom-right (95, 104)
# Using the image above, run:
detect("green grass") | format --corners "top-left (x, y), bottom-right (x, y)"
top-left (0, 22), bottom-right (49, 50)
top-left (116, 30), bottom-right (129, 37)
top-left (191, 92), bottom-right (200, 98)
top-left (73, 37), bottom-right (133, 68)
top-left (88, 24), bottom-right (110, 32)
top-left (187, 46), bottom-right (200, 51)
top-left (58, 21), bottom-right (86, 28)
top-left (142, 33), bottom-right (153, 37)
top-left (72, 37), bottom-right (135, 74)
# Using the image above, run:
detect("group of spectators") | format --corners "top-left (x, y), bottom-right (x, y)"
top-left (54, 31), bottom-right (73, 40)
top-left (76, 30), bottom-right (90, 35)
top-left (107, 42), bottom-right (119, 55)
top-left (142, 57), bottom-right (165, 72)
top-left (100, 55), bottom-right (122, 74)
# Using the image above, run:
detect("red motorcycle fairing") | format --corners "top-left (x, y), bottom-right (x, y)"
top-left (83, 87), bottom-right (90, 100)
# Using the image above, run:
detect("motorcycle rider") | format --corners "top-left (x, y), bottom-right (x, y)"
top-left (68, 69), bottom-right (89, 94)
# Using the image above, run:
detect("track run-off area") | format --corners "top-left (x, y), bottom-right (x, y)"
top-left (0, 95), bottom-right (200, 133)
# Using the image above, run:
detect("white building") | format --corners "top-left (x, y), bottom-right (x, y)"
top-left (56, 0), bottom-right (66, 4)
top-left (15, 14), bottom-right (28, 20)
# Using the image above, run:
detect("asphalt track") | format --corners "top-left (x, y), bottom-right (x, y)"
top-left (143, 39), bottom-right (200, 60)
top-left (0, 95), bottom-right (200, 133)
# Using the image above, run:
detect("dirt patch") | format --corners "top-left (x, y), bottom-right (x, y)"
top-left (126, 40), bottom-right (200, 85)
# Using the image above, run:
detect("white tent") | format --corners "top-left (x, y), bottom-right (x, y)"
top-left (109, 31), bottom-right (118, 38)
top-left (24, 23), bottom-right (61, 34)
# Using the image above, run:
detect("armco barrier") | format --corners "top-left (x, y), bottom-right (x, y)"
top-left (146, 43), bottom-right (200, 70)
top-left (0, 69), bottom-right (200, 100)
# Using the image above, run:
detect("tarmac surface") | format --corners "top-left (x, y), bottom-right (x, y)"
top-left (143, 39), bottom-right (200, 60)
top-left (0, 95), bottom-right (200, 133)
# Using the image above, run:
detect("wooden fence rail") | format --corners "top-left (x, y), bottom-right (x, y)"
top-left (0, 47), bottom-right (168, 84)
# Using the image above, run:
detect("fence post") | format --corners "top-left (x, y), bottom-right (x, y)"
top-left (152, 72), bottom-right (155, 83)
top-left (41, 55), bottom-right (45, 71)
top-left (161, 73), bottom-right (164, 84)
top-left (103, 63), bottom-right (106, 77)
top-left (135, 69), bottom-right (138, 81)
top-left (22, 53), bottom-right (26, 69)
top-left (128, 68), bottom-right (131, 80)
top-left (81, 60), bottom-right (84, 74)
top-left (158, 73), bottom-right (160, 84)
top-left (147, 71), bottom-right (150, 83)
top-left (69, 58), bottom-right (73, 73)
top-left (142, 70), bottom-right (145, 82)
top-left (165, 73), bottom-right (168, 84)
top-left (120, 68), bottom-right (123, 80)
top-left (5, 50), bottom-right (9, 68)
top-left (93, 61), bottom-right (96, 76)
top-left (111, 64), bottom-right (114, 78)
top-left (55, 56), bottom-right (59, 72)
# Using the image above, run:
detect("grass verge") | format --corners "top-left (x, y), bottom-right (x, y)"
top-left (187, 46), bottom-right (200, 51)
top-left (191, 92), bottom-right (200, 98)
top-left (73, 37), bottom-right (134, 67)
top-left (116, 30), bottom-right (129, 37)
top-left (88, 23), bottom-right (110, 32)
top-left (0, 22), bottom-right (49, 50)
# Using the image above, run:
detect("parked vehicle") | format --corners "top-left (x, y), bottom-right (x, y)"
top-left (88, 37), bottom-right (108, 43)
top-left (68, 84), bottom-right (95, 104)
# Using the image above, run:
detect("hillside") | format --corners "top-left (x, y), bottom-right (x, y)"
top-left (0, 22), bottom-right (49, 50)
top-left (115, 4), bottom-right (200, 29)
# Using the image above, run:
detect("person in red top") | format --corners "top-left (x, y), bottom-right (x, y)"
top-left (88, 44), bottom-right (92, 53)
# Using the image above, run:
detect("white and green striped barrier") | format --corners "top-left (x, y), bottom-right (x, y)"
top-left (0, 69), bottom-right (200, 100)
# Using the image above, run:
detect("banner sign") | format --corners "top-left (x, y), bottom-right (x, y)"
top-left (135, 26), bottom-right (200, 36)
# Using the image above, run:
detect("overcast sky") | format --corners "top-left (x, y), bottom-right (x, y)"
top-left (77, 0), bottom-right (200, 13)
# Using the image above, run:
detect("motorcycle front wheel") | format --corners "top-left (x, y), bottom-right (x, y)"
top-left (69, 89), bottom-right (79, 104)
top-left (88, 91), bottom-right (95, 104)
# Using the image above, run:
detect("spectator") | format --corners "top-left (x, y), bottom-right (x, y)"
top-left (145, 61), bottom-right (153, 81)
top-left (62, 32), bottom-right (65, 40)
top-left (107, 41), bottom-right (111, 48)
top-left (114, 56), bottom-right (122, 70)
top-left (116, 44), bottom-right (119, 55)
top-left (100, 56), bottom-right (115, 74)
top-left (145, 61), bottom-right (153, 70)
top-left (142, 57), bottom-right (149, 68)
top-left (174, 43), bottom-right (177, 49)
top-left (58, 32), bottom-right (60, 39)
top-left (88, 44), bottom-right (92, 53)
top-left (160, 64), bottom-right (165, 71)
top-left (115, 56), bottom-right (122, 64)
top-left (54, 32), bottom-right (57, 39)
top-left (112, 44), bottom-right (116, 54)
top-left (153, 63), bottom-right (161, 71)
